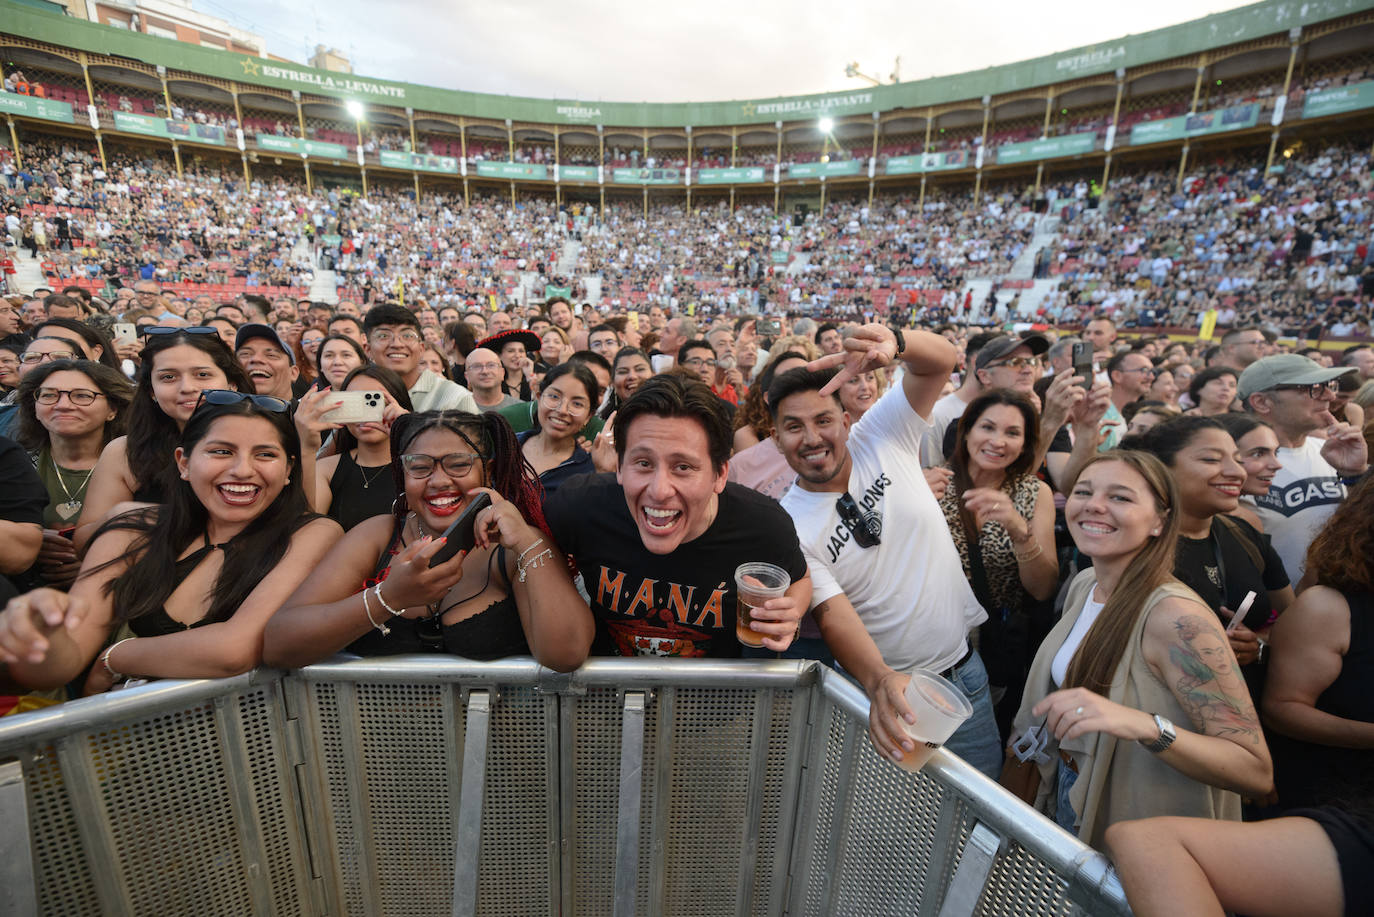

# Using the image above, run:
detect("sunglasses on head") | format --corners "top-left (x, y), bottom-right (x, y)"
top-left (836, 492), bottom-right (881, 548)
top-left (141, 326), bottom-right (220, 338)
top-left (194, 389), bottom-right (291, 413)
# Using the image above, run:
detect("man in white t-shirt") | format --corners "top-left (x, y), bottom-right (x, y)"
top-left (1239, 354), bottom-right (1369, 582)
top-left (772, 325), bottom-right (1002, 779)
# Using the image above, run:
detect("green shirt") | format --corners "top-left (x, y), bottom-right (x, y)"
top-left (497, 401), bottom-right (604, 439)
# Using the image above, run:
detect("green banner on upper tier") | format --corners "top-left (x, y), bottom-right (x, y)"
top-left (996, 132), bottom-right (1096, 164)
top-left (885, 150), bottom-right (970, 174)
top-left (1301, 80), bottom-right (1374, 119)
top-left (558, 165), bottom-right (597, 181)
top-left (0, 90), bottom-right (73, 123)
top-left (256, 134), bottom-right (349, 159)
top-left (112, 111), bottom-right (225, 145)
top-left (1129, 103), bottom-right (1260, 145)
top-left (788, 160), bottom-right (863, 178)
top-left (612, 167), bottom-right (681, 185)
top-left (474, 162), bottom-right (549, 179)
top-left (378, 150), bottom-right (458, 173)
top-left (697, 167), bottom-right (767, 184)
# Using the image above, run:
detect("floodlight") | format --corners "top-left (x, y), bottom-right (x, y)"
top-left (345, 100), bottom-right (364, 120)
top-left (818, 116), bottom-right (834, 133)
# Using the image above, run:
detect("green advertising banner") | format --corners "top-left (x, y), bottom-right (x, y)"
top-left (996, 132), bottom-right (1096, 164)
top-left (885, 150), bottom-right (970, 174)
top-left (256, 134), bottom-right (350, 159)
top-left (612, 167), bottom-right (681, 185)
top-left (544, 284), bottom-right (572, 299)
top-left (474, 162), bottom-right (549, 180)
top-left (697, 167), bottom-right (766, 184)
top-left (378, 150), bottom-right (458, 174)
top-left (1302, 80), bottom-right (1374, 119)
top-left (788, 160), bottom-right (863, 178)
top-left (1129, 103), bottom-right (1260, 145)
top-left (0, 90), bottom-right (74, 124)
top-left (558, 165), bottom-right (598, 181)
top-left (112, 111), bottom-right (225, 145)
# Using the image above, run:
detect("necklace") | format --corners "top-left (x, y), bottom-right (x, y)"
top-left (50, 456), bottom-right (95, 521)
top-left (358, 461), bottom-right (388, 489)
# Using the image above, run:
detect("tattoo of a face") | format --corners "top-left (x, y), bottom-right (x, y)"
top-left (1169, 615), bottom-right (1261, 744)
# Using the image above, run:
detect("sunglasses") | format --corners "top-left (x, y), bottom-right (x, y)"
top-left (194, 389), bottom-right (291, 413)
top-left (836, 492), bottom-right (881, 548)
top-left (141, 326), bottom-right (221, 338)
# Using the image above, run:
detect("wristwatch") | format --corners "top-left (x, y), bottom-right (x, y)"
top-left (1140, 714), bottom-right (1176, 753)
top-left (891, 326), bottom-right (906, 357)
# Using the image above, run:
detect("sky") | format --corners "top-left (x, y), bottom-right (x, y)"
top-left (194, 0), bottom-right (1260, 103)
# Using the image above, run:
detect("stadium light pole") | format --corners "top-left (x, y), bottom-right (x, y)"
top-left (818, 116), bottom-right (834, 164)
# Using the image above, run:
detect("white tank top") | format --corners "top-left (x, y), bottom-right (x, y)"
top-left (1051, 593), bottom-right (1106, 688)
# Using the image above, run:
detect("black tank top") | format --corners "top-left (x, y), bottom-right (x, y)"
top-left (345, 519), bottom-right (530, 660)
top-left (127, 541), bottom-right (226, 637)
top-left (1273, 590), bottom-right (1374, 810)
top-left (326, 450), bottom-right (396, 531)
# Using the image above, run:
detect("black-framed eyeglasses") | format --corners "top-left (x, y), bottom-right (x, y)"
top-left (35, 388), bottom-right (105, 406)
top-left (141, 325), bottom-right (220, 338)
top-left (1273, 379), bottom-right (1339, 399)
top-left (400, 452), bottom-right (484, 479)
top-left (836, 492), bottom-right (881, 548)
top-left (194, 389), bottom-right (291, 413)
top-left (681, 356), bottom-right (716, 369)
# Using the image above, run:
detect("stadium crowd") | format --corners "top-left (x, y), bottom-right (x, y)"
top-left (2, 121), bottom-right (1374, 913)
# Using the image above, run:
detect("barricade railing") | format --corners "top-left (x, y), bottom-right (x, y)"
top-left (0, 658), bottom-right (1130, 916)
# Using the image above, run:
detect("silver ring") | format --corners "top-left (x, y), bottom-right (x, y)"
top-left (1074, 706), bottom-right (1085, 716)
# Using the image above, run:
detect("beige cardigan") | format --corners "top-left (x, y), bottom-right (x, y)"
top-left (1013, 569), bottom-right (1241, 850)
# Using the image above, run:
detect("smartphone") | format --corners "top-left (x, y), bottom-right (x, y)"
top-left (113, 322), bottom-right (137, 344)
top-left (322, 390), bottom-right (385, 424)
top-left (759, 318), bottom-right (782, 336)
top-left (428, 492), bottom-right (493, 567)
top-left (1071, 341), bottom-right (1094, 389)
top-left (1225, 591), bottom-right (1258, 635)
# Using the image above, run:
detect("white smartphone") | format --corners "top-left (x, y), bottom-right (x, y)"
top-left (113, 322), bottom-right (137, 344)
top-left (1225, 591), bottom-right (1258, 634)
top-left (323, 390), bottom-right (385, 424)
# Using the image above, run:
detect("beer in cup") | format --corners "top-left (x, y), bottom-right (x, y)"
top-left (734, 562), bottom-right (791, 647)
top-left (894, 669), bottom-right (973, 772)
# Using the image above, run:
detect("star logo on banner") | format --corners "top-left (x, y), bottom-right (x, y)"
top-left (741, 103), bottom-right (756, 117)
top-left (240, 58), bottom-right (261, 77)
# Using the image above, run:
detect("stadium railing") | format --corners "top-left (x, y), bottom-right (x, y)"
top-left (0, 658), bottom-right (1130, 916)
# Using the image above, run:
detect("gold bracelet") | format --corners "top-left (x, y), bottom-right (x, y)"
top-left (1014, 541), bottom-right (1043, 563)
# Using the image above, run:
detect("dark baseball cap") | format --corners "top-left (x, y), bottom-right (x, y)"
top-left (234, 323), bottom-right (296, 364)
top-left (974, 333), bottom-right (1049, 371)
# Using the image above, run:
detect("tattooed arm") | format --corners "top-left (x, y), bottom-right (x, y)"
top-left (1140, 596), bottom-right (1273, 797)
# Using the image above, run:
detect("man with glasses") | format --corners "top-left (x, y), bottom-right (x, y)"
top-left (363, 304), bottom-right (477, 413)
top-left (1240, 354), bottom-right (1369, 581)
top-left (587, 324), bottom-right (619, 359)
top-left (772, 324), bottom-right (1002, 779)
top-left (464, 347), bottom-right (521, 413)
top-left (678, 340), bottom-right (738, 421)
top-left (1216, 327), bottom-right (1267, 372)
top-left (1104, 351), bottom-right (1156, 449)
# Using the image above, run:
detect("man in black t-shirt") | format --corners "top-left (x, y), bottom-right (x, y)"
top-left (544, 375), bottom-right (808, 657)
top-left (0, 435), bottom-right (46, 601)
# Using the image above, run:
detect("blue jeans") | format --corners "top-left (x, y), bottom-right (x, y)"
top-left (1055, 761), bottom-right (1080, 833)
top-left (942, 649), bottom-right (1003, 781)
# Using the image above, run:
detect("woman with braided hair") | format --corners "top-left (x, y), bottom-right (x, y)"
top-left (265, 410), bottom-right (593, 670)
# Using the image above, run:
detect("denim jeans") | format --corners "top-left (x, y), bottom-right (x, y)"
top-left (1055, 761), bottom-right (1080, 833)
top-left (942, 649), bottom-right (1003, 781)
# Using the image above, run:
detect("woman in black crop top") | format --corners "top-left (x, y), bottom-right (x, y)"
top-left (265, 410), bottom-right (593, 672)
top-left (311, 365), bottom-right (413, 531)
top-left (0, 392), bottom-right (342, 694)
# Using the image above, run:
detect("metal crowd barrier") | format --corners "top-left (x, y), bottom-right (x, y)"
top-left (0, 658), bottom-right (1130, 916)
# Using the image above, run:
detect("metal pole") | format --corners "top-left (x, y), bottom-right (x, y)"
top-left (171, 141), bottom-right (182, 178)
top-left (6, 118), bottom-right (21, 170)
top-left (1265, 39), bottom-right (1301, 174)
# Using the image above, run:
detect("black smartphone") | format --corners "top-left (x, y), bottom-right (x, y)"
top-left (759, 318), bottom-right (782, 336)
top-left (427, 492), bottom-right (493, 568)
top-left (1072, 341), bottom-right (1094, 389)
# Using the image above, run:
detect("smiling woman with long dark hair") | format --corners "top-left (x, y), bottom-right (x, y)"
top-left (0, 392), bottom-right (341, 693)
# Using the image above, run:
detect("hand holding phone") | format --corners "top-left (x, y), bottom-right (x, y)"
top-left (1224, 591), bottom-right (1258, 635)
top-left (1071, 341), bottom-right (1094, 390)
top-left (322, 390), bottom-right (385, 424)
top-left (428, 492), bottom-right (493, 568)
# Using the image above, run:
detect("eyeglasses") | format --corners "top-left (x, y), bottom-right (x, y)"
top-left (836, 492), bottom-right (881, 549)
top-left (681, 356), bottom-right (716, 369)
top-left (35, 388), bottom-right (105, 406)
top-left (987, 357), bottom-right (1041, 370)
top-left (1117, 366), bottom-right (1157, 378)
top-left (400, 452), bottom-right (484, 479)
top-left (142, 325), bottom-right (219, 337)
top-left (20, 350), bottom-right (76, 364)
top-left (1273, 379), bottom-right (1339, 399)
top-left (194, 389), bottom-right (291, 413)
top-left (541, 388), bottom-right (588, 412)
top-left (370, 329), bottom-right (422, 344)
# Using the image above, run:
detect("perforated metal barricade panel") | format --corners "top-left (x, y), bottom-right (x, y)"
top-left (975, 841), bottom-right (1079, 917)
top-left (22, 743), bottom-right (101, 915)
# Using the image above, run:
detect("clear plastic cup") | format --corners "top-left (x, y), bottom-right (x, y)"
top-left (734, 562), bottom-right (791, 647)
top-left (894, 668), bottom-right (973, 772)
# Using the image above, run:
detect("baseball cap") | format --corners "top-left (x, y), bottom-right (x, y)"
top-left (1237, 354), bottom-right (1353, 401)
top-left (974, 333), bottom-right (1050, 371)
top-left (234, 323), bottom-right (296, 364)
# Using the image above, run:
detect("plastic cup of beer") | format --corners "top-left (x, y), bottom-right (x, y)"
top-left (734, 562), bottom-right (791, 647)
top-left (894, 669), bottom-right (973, 772)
